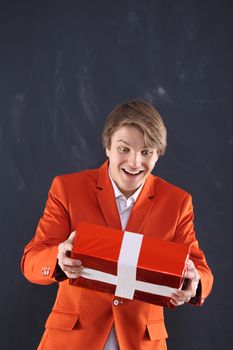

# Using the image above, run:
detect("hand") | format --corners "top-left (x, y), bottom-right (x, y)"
top-left (170, 259), bottom-right (200, 307)
top-left (57, 231), bottom-right (83, 279)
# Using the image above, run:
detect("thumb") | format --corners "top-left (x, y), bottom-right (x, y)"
top-left (67, 230), bottom-right (76, 243)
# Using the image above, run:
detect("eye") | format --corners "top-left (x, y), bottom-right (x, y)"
top-left (118, 146), bottom-right (129, 153)
top-left (141, 149), bottom-right (153, 156)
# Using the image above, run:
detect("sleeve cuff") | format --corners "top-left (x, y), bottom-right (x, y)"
top-left (54, 261), bottom-right (68, 282)
top-left (189, 280), bottom-right (203, 305)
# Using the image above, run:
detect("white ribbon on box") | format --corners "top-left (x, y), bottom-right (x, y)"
top-left (80, 231), bottom-right (180, 299)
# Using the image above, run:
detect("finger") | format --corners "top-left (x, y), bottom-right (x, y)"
top-left (58, 231), bottom-right (76, 252)
top-left (63, 259), bottom-right (82, 268)
top-left (62, 265), bottom-right (83, 273)
top-left (186, 259), bottom-right (195, 268)
top-left (171, 290), bottom-right (193, 303)
top-left (59, 256), bottom-right (82, 267)
top-left (185, 260), bottom-right (200, 281)
top-left (63, 266), bottom-right (83, 279)
top-left (170, 298), bottom-right (185, 306)
top-left (175, 289), bottom-right (194, 298)
top-left (170, 297), bottom-right (190, 306)
top-left (184, 268), bottom-right (200, 281)
top-left (184, 269), bottom-right (196, 280)
top-left (68, 231), bottom-right (76, 242)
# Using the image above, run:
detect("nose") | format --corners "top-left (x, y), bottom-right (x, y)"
top-left (127, 152), bottom-right (141, 169)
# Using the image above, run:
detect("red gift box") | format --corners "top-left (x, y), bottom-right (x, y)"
top-left (70, 222), bottom-right (191, 308)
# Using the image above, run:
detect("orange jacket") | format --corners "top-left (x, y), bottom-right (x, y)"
top-left (21, 161), bottom-right (213, 350)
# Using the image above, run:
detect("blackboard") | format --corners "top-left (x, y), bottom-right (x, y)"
top-left (0, 1), bottom-right (232, 349)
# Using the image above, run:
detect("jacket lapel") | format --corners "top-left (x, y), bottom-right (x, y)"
top-left (96, 161), bottom-right (122, 230)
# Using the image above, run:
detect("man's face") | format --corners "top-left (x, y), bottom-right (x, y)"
top-left (106, 125), bottom-right (158, 198)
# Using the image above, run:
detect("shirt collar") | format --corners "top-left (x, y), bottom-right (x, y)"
top-left (108, 168), bottom-right (144, 203)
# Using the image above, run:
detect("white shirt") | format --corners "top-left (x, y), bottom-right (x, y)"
top-left (103, 173), bottom-right (144, 350)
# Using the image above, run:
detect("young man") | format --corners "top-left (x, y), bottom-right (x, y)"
top-left (21, 100), bottom-right (213, 350)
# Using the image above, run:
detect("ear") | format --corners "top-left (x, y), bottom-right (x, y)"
top-left (105, 148), bottom-right (110, 158)
top-left (154, 150), bottom-right (159, 164)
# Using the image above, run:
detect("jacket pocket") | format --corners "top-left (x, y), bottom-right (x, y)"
top-left (146, 320), bottom-right (168, 340)
top-left (45, 310), bottom-right (79, 331)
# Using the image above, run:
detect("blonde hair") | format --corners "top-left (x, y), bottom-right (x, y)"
top-left (102, 100), bottom-right (167, 156)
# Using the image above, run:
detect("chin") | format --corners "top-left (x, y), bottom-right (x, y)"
top-left (123, 183), bottom-right (140, 193)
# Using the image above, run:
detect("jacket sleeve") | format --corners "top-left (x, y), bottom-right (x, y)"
top-left (173, 194), bottom-right (214, 306)
top-left (21, 176), bottom-right (71, 285)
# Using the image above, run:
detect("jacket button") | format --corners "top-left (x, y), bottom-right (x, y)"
top-left (113, 299), bottom-right (124, 306)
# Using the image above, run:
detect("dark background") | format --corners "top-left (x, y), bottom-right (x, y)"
top-left (0, 0), bottom-right (232, 349)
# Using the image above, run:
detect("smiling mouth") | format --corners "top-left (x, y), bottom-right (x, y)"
top-left (122, 168), bottom-right (144, 177)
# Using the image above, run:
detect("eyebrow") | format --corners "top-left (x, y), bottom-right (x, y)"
top-left (117, 139), bottom-right (130, 145)
top-left (117, 139), bottom-right (148, 149)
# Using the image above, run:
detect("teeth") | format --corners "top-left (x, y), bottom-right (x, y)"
top-left (124, 169), bottom-right (142, 175)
